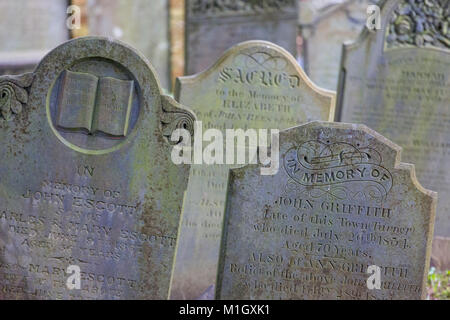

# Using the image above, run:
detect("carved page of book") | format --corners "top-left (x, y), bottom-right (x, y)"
top-left (92, 77), bottom-right (134, 137)
top-left (56, 70), bottom-right (98, 132)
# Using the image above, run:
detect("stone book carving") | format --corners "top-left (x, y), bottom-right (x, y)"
top-left (0, 37), bottom-right (195, 300)
top-left (57, 70), bottom-right (134, 137)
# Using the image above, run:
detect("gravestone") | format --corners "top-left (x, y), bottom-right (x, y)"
top-left (171, 41), bottom-right (336, 299)
top-left (86, 0), bottom-right (171, 90)
top-left (185, 0), bottom-right (298, 75)
top-left (299, 0), bottom-right (377, 90)
top-left (217, 121), bottom-right (436, 300)
top-left (0, 37), bottom-right (195, 299)
top-left (0, 0), bottom-right (69, 75)
top-left (335, 0), bottom-right (450, 263)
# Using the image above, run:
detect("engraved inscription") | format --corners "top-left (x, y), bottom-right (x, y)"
top-left (284, 141), bottom-right (393, 202)
top-left (219, 52), bottom-right (300, 88)
top-left (217, 123), bottom-right (436, 300)
top-left (0, 172), bottom-right (177, 299)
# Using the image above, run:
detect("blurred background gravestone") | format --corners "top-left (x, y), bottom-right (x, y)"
top-left (217, 122), bottom-right (436, 300)
top-left (184, 0), bottom-right (299, 75)
top-left (336, 0), bottom-right (450, 270)
top-left (85, 0), bottom-right (171, 90)
top-left (298, 0), bottom-right (378, 91)
top-left (0, 0), bottom-right (69, 75)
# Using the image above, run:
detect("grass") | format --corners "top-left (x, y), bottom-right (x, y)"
top-left (427, 267), bottom-right (450, 300)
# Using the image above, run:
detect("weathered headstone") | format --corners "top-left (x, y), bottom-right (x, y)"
top-left (335, 0), bottom-right (450, 264)
top-left (171, 41), bottom-right (335, 299)
top-left (217, 121), bottom-right (436, 300)
top-left (0, 37), bottom-right (195, 299)
top-left (86, 0), bottom-right (171, 90)
top-left (299, 0), bottom-right (377, 90)
top-left (185, 0), bottom-right (299, 75)
top-left (0, 0), bottom-right (69, 75)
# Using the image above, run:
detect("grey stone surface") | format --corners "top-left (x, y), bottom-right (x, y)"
top-left (217, 121), bottom-right (436, 300)
top-left (0, 0), bottom-right (69, 75)
top-left (335, 0), bottom-right (450, 259)
top-left (299, 0), bottom-right (377, 90)
top-left (0, 37), bottom-right (195, 299)
top-left (86, 0), bottom-right (171, 90)
top-left (185, 0), bottom-right (299, 75)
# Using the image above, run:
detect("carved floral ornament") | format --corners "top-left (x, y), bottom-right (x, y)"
top-left (386, 0), bottom-right (450, 50)
top-left (283, 140), bottom-right (393, 203)
top-left (160, 95), bottom-right (195, 145)
top-left (0, 73), bottom-right (33, 121)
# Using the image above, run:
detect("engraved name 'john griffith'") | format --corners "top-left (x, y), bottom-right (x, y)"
top-left (217, 121), bottom-right (436, 300)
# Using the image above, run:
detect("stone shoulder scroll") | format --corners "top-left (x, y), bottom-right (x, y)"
top-left (0, 37), bottom-right (195, 300)
top-left (217, 121), bottom-right (436, 300)
top-left (0, 73), bottom-right (34, 121)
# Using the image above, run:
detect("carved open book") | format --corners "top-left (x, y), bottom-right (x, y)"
top-left (56, 70), bottom-right (134, 137)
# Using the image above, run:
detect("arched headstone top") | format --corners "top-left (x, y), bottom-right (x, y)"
top-left (1, 37), bottom-right (195, 154)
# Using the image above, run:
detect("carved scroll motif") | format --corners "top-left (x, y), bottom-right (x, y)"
top-left (160, 95), bottom-right (195, 145)
top-left (0, 73), bottom-right (34, 121)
